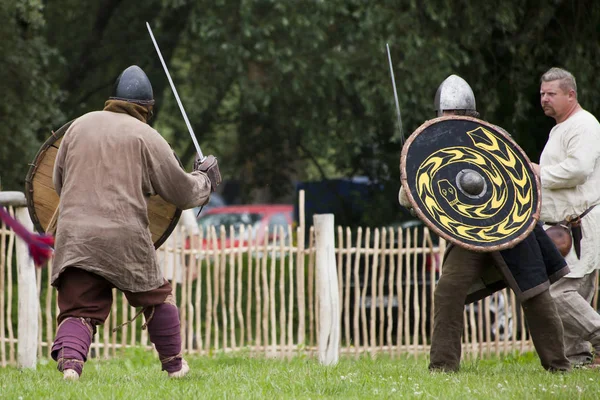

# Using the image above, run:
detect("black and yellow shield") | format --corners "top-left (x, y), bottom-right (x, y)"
top-left (400, 116), bottom-right (540, 252)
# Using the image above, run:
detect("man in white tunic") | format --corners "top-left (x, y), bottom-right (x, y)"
top-left (532, 67), bottom-right (600, 368)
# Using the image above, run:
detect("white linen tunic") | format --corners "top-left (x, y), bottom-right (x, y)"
top-left (539, 109), bottom-right (600, 277)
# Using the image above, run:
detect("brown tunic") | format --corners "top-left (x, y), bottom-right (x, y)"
top-left (51, 107), bottom-right (211, 292)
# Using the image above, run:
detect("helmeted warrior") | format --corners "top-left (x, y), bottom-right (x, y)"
top-left (399, 75), bottom-right (571, 373)
top-left (50, 65), bottom-right (220, 380)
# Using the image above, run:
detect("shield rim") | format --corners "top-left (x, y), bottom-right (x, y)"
top-left (24, 120), bottom-right (182, 250)
top-left (400, 115), bottom-right (541, 252)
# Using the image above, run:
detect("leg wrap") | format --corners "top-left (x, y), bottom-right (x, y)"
top-left (51, 317), bottom-right (94, 376)
top-left (144, 303), bottom-right (182, 373)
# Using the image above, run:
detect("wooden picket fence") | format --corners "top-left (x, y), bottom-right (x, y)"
top-left (6, 194), bottom-right (590, 367)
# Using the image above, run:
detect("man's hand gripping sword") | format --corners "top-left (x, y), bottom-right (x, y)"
top-left (146, 22), bottom-right (221, 194)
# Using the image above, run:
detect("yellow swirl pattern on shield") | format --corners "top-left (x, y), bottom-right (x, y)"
top-left (416, 126), bottom-right (533, 242)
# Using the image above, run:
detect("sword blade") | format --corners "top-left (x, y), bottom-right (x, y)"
top-left (386, 43), bottom-right (404, 144)
top-left (146, 22), bottom-right (205, 161)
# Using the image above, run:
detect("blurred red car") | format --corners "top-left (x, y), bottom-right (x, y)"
top-left (194, 204), bottom-right (294, 249)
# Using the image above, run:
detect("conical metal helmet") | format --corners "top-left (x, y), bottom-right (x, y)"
top-left (434, 75), bottom-right (476, 117)
top-left (110, 65), bottom-right (155, 105)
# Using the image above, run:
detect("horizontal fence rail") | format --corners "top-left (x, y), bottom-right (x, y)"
top-left (3, 198), bottom-right (598, 367)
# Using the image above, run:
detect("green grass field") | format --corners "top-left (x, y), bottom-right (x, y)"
top-left (1, 349), bottom-right (599, 399)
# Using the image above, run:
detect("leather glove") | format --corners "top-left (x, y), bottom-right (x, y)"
top-left (194, 155), bottom-right (222, 192)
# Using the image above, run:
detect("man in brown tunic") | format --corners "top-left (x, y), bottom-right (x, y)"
top-left (50, 65), bottom-right (220, 380)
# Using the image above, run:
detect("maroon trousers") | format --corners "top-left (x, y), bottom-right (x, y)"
top-left (51, 267), bottom-right (183, 375)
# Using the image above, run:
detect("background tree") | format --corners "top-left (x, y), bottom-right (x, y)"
top-left (1, 0), bottom-right (599, 226)
top-left (0, 0), bottom-right (63, 191)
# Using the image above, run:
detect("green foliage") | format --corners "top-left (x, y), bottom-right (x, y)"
top-left (0, 0), bottom-right (64, 190)
top-left (1, 0), bottom-right (600, 224)
top-left (1, 348), bottom-right (600, 399)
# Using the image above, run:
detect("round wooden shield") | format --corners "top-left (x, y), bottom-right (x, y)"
top-left (400, 116), bottom-right (541, 252)
top-left (24, 120), bottom-right (182, 249)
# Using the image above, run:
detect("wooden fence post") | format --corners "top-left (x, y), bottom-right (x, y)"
top-left (313, 214), bottom-right (339, 366)
top-left (297, 190), bottom-right (306, 346)
top-left (0, 191), bottom-right (38, 369)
